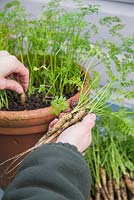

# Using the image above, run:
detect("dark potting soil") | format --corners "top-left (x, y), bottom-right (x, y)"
top-left (0, 88), bottom-right (78, 111)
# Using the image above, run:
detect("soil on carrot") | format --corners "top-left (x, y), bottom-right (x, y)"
top-left (0, 88), bottom-right (78, 111)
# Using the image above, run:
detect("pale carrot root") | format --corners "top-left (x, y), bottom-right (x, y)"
top-left (108, 179), bottom-right (115, 200)
top-left (100, 186), bottom-right (109, 200)
top-left (113, 180), bottom-right (122, 200)
top-left (108, 179), bottom-right (114, 200)
top-left (95, 183), bottom-right (101, 200)
top-left (2, 146), bottom-right (36, 176)
top-left (120, 178), bottom-right (127, 200)
top-left (36, 112), bottom-right (73, 145)
top-left (70, 110), bottom-right (86, 123)
top-left (124, 174), bottom-right (134, 196)
top-left (47, 112), bottom-right (73, 135)
top-left (20, 92), bottom-right (26, 105)
top-left (100, 167), bottom-right (111, 200)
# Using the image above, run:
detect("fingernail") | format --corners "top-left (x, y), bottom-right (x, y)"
top-left (17, 87), bottom-right (23, 94)
top-left (91, 113), bottom-right (96, 120)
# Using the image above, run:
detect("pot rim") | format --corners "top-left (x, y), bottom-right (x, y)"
top-left (0, 89), bottom-right (82, 120)
top-left (0, 65), bottom-right (90, 120)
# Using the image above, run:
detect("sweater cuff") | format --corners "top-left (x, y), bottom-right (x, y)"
top-left (49, 142), bottom-right (81, 155)
top-left (18, 142), bottom-right (85, 174)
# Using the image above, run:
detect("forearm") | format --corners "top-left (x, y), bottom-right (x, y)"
top-left (2, 143), bottom-right (91, 200)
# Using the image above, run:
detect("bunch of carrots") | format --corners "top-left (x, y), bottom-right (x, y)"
top-left (85, 110), bottom-right (134, 200)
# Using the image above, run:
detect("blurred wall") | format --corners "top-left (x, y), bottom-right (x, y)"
top-left (0, 0), bottom-right (134, 42)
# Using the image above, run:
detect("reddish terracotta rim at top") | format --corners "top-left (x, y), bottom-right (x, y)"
top-left (0, 89), bottom-right (81, 120)
top-left (0, 84), bottom-right (88, 135)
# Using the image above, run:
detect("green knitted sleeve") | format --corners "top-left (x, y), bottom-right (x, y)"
top-left (3, 143), bottom-right (91, 200)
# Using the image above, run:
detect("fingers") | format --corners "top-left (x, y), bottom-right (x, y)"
top-left (15, 67), bottom-right (29, 91)
top-left (0, 52), bottom-right (29, 92)
top-left (48, 118), bottom-right (59, 130)
top-left (82, 113), bottom-right (96, 129)
top-left (8, 56), bottom-right (29, 92)
top-left (0, 77), bottom-right (24, 94)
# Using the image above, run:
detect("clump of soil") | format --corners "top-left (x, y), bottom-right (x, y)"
top-left (1, 88), bottom-right (78, 111)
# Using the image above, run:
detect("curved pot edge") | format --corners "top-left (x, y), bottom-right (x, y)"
top-left (0, 66), bottom-right (90, 121)
top-left (0, 88), bottom-right (83, 121)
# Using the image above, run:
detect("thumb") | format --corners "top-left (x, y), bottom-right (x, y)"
top-left (82, 113), bottom-right (96, 129)
top-left (0, 50), bottom-right (10, 57)
top-left (0, 77), bottom-right (24, 94)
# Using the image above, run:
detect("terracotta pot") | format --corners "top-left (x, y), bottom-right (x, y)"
top-left (0, 84), bottom-right (89, 189)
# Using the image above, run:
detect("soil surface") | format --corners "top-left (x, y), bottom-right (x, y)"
top-left (0, 88), bottom-right (78, 111)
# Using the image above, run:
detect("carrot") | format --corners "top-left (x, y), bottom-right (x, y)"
top-left (100, 186), bottom-right (109, 200)
top-left (113, 180), bottom-right (121, 200)
top-left (20, 92), bottom-right (26, 105)
top-left (108, 179), bottom-right (114, 200)
top-left (36, 110), bottom-right (86, 146)
top-left (43, 122), bottom-right (71, 144)
top-left (46, 112), bottom-right (73, 135)
top-left (100, 167), bottom-right (111, 200)
top-left (95, 183), bottom-right (101, 200)
top-left (124, 173), bottom-right (134, 196)
top-left (120, 178), bottom-right (127, 200)
top-left (37, 111), bottom-right (87, 146)
top-left (36, 112), bottom-right (73, 145)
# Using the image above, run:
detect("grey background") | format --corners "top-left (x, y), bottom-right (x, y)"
top-left (1, 0), bottom-right (134, 39)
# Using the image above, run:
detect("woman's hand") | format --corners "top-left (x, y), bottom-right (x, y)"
top-left (0, 50), bottom-right (29, 94)
top-left (56, 113), bottom-right (96, 153)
